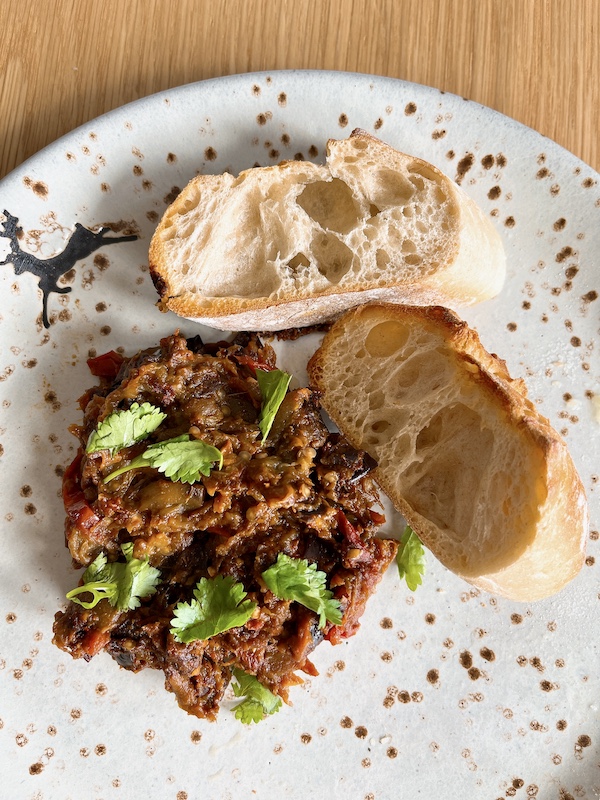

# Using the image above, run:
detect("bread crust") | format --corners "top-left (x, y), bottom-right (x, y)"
top-left (149, 132), bottom-right (506, 330)
top-left (307, 303), bottom-right (587, 601)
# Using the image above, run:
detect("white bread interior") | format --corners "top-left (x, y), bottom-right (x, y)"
top-left (149, 131), bottom-right (506, 330)
top-left (307, 303), bottom-right (587, 601)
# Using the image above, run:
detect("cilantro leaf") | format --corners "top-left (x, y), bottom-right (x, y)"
top-left (115, 542), bottom-right (162, 610)
top-left (139, 436), bottom-right (224, 483)
top-left (66, 551), bottom-right (119, 608)
top-left (86, 402), bottom-right (167, 455)
top-left (231, 668), bottom-right (282, 723)
top-left (170, 575), bottom-right (257, 643)
top-left (261, 554), bottom-right (342, 628)
top-left (396, 525), bottom-right (426, 591)
top-left (103, 434), bottom-right (223, 484)
top-left (66, 543), bottom-right (161, 610)
top-left (256, 369), bottom-right (292, 442)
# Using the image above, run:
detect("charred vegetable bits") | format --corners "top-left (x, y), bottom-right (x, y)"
top-left (53, 332), bottom-right (397, 721)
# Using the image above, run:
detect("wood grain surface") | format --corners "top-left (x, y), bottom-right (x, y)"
top-left (1, 0), bottom-right (599, 180)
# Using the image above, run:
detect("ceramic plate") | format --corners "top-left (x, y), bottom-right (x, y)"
top-left (0, 71), bottom-right (598, 800)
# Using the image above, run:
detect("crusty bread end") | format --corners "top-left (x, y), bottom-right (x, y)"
top-left (307, 303), bottom-right (587, 601)
top-left (149, 131), bottom-right (506, 330)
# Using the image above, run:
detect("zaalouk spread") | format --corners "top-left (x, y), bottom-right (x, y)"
top-left (53, 331), bottom-right (397, 720)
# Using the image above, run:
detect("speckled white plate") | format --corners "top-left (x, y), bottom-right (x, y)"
top-left (0, 71), bottom-right (598, 800)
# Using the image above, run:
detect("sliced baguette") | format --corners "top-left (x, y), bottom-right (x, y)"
top-left (149, 130), bottom-right (506, 330)
top-left (307, 303), bottom-right (587, 601)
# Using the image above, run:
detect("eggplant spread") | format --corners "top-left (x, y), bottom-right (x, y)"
top-left (53, 332), bottom-right (397, 720)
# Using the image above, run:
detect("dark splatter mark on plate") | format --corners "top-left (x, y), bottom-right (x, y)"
top-left (0, 210), bottom-right (137, 327)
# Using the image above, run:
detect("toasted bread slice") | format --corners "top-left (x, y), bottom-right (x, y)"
top-left (307, 303), bottom-right (587, 600)
top-left (149, 131), bottom-right (506, 330)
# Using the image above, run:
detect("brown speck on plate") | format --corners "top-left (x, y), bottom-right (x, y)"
top-left (459, 651), bottom-right (473, 669)
top-left (455, 153), bottom-right (474, 184)
top-left (163, 186), bottom-right (181, 204)
top-left (427, 669), bottom-right (439, 685)
top-left (257, 112), bottom-right (273, 126)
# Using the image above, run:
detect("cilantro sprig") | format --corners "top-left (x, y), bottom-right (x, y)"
top-left (261, 554), bottom-right (342, 628)
top-left (396, 525), bottom-right (426, 591)
top-left (103, 434), bottom-right (223, 484)
top-left (256, 369), bottom-right (292, 442)
top-left (231, 668), bottom-right (282, 723)
top-left (66, 542), bottom-right (161, 611)
top-left (170, 575), bottom-right (257, 643)
top-left (86, 402), bottom-right (167, 455)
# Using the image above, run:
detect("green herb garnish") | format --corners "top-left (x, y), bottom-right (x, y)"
top-left (66, 542), bottom-right (161, 610)
top-left (86, 402), bottom-right (167, 455)
top-left (261, 553), bottom-right (342, 628)
top-left (256, 369), bottom-right (292, 442)
top-left (231, 668), bottom-right (282, 723)
top-left (103, 434), bottom-right (223, 484)
top-left (396, 525), bottom-right (426, 591)
top-left (169, 575), bottom-right (257, 643)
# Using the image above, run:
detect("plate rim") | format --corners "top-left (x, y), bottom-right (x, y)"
top-left (1, 68), bottom-right (599, 190)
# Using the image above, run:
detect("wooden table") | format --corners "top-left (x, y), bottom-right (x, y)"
top-left (1, 0), bottom-right (599, 180)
